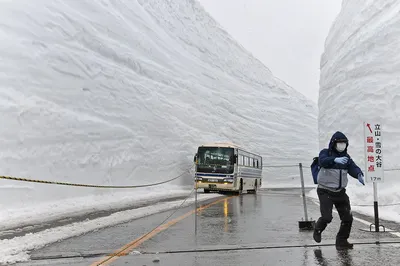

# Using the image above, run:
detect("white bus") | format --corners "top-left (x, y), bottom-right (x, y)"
top-left (193, 142), bottom-right (263, 194)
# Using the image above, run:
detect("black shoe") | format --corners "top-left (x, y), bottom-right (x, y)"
top-left (335, 239), bottom-right (353, 249)
top-left (313, 229), bottom-right (322, 243)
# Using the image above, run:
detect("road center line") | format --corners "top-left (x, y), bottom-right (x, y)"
top-left (91, 195), bottom-right (236, 266)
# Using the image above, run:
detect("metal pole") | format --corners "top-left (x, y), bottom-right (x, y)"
top-left (299, 163), bottom-right (308, 221)
top-left (195, 182), bottom-right (198, 236)
top-left (373, 182), bottom-right (379, 232)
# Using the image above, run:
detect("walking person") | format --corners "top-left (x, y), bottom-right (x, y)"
top-left (313, 131), bottom-right (365, 249)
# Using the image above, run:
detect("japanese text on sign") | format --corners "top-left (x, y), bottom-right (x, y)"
top-left (364, 122), bottom-right (384, 183)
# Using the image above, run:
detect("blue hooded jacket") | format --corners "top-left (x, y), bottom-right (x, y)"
top-left (317, 131), bottom-right (363, 190)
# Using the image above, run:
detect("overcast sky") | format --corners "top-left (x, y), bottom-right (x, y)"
top-left (198, 0), bottom-right (342, 103)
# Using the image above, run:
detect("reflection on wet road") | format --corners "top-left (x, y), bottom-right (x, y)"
top-left (17, 188), bottom-right (400, 266)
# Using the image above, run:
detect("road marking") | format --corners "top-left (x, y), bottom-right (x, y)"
top-left (310, 198), bottom-right (400, 237)
top-left (91, 195), bottom-right (236, 266)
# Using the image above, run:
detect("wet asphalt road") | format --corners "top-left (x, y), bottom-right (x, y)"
top-left (16, 188), bottom-right (400, 266)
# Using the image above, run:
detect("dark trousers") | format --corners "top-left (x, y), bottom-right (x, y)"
top-left (315, 187), bottom-right (353, 241)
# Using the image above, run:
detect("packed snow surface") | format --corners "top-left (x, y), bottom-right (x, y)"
top-left (0, 0), bottom-right (317, 229)
top-left (317, 0), bottom-right (400, 222)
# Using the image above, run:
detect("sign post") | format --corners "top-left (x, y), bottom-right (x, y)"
top-left (363, 122), bottom-right (384, 232)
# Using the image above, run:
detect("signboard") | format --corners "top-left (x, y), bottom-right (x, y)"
top-left (363, 122), bottom-right (384, 183)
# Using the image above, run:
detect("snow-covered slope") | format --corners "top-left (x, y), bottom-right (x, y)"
top-left (319, 0), bottom-right (400, 219)
top-left (0, 0), bottom-right (317, 226)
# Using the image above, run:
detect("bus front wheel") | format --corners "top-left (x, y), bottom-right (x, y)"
top-left (237, 179), bottom-right (243, 195)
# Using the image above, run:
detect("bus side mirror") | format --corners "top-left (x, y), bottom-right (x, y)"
top-left (234, 154), bottom-right (238, 163)
top-left (193, 153), bottom-right (197, 163)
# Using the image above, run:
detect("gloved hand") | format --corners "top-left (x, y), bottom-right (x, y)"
top-left (334, 157), bottom-right (348, 164)
top-left (358, 173), bottom-right (365, 185)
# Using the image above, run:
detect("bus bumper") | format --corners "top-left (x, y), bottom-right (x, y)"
top-left (195, 181), bottom-right (234, 191)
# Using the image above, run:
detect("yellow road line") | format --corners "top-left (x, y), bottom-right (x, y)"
top-left (91, 195), bottom-right (236, 266)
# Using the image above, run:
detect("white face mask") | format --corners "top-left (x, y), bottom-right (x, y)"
top-left (336, 142), bottom-right (346, 152)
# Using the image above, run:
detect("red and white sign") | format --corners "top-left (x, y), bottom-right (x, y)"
top-left (363, 122), bottom-right (384, 183)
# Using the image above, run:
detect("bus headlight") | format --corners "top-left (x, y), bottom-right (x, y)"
top-left (195, 177), bottom-right (203, 181)
top-left (223, 178), bottom-right (234, 183)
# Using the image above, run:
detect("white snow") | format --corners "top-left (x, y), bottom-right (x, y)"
top-left (0, 193), bottom-right (221, 264)
top-left (197, 0), bottom-right (342, 103)
top-left (0, 0), bottom-right (318, 229)
top-left (0, 185), bottom-right (190, 232)
top-left (317, 0), bottom-right (400, 223)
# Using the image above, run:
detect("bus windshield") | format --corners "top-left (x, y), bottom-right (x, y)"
top-left (196, 147), bottom-right (234, 174)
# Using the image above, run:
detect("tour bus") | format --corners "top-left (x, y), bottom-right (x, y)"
top-left (193, 142), bottom-right (263, 194)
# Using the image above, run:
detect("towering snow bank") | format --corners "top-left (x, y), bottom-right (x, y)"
top-left (0, 0), bottom-right (317, 225)
top-left (319, 0), bottom-right (400, 219)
